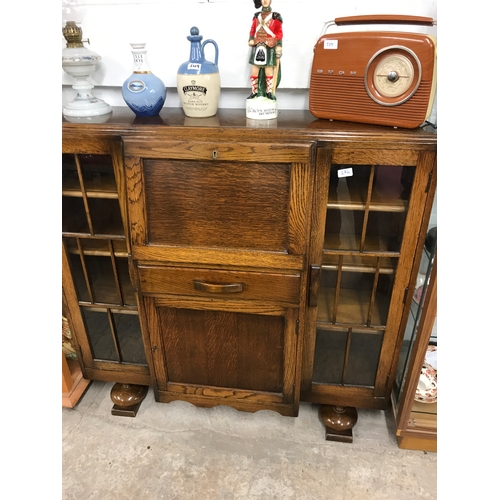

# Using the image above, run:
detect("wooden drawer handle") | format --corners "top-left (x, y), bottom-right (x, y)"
top-left (193, 280), bottom-right (244, 294)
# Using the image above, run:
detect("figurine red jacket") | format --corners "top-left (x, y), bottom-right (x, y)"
top-left (249, 11), bottom-right (283, 51)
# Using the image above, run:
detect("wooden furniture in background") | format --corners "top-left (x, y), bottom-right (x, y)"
top-left (62, 351), bottom-right (92, 408)
top-left (62, 109), bottom-right (436, 437)
top-left (391, 232), bottom-right (437, 452)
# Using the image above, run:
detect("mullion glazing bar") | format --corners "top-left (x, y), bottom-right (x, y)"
top-left (108, 240), bottom-right (124, 306)
top-left (74, 154), bottom-right (95, 235)
top-left (76, 237), bottom-right (95, 304)
top-left (107, 309), bottom-right (123, 363)
top-left (359, 165), bottom-right (375, 252)
top-left (331, 255), bottom-right (343, 324)
top-left (366, 257), bottom-right (381, 327)
top-left (340, 328), bottom-right (352, 386)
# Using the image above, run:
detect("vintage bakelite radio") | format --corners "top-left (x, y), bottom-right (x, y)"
top-left (309, 15), bottom-right (437, 128)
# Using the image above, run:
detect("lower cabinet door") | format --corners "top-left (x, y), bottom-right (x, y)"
top-left (142, 295), bottom-right (300, 416)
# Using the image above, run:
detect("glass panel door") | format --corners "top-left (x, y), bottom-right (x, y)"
top-left (62, 152), bottom-right (147, 369)
top-left (313, 163), bottom-right (416, 389)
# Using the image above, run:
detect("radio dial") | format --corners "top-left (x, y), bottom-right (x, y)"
top-left (365, 46), bottom-right (422, 106)
top-left (374, 53), bottom-right (414, 98)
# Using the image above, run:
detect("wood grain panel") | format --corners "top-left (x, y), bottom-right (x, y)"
top-left (159, 308), bottom-right (285, 393)
top-left (143, 159), bottom-right (290, 251)
top-left (331, 148), bottom-right (418, 166)
top-left (124, 140), bottom-right (312, 163)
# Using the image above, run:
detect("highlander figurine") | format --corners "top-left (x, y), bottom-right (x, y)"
top-left (247, 0), bottom-right (283, 113)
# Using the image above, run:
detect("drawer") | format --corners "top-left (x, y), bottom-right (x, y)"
top-left (138, 266), bottom-right (301, 304)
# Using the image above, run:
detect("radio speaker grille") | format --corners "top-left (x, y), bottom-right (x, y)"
top-left (309, 75), bottom-right (432, 128)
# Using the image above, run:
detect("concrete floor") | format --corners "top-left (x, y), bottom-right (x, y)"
top-left (62, 381), bottom-right (437, 499)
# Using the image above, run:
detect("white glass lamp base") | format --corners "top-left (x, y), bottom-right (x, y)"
top-left (63, 84), bottom-right (112, 117)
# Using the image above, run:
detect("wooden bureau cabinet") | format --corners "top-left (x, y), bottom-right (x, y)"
top-left (62, 109), bottom-right (436, 436)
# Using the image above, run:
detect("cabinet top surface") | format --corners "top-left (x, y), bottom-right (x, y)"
top-left (62, 107), bottom-right (437, 146)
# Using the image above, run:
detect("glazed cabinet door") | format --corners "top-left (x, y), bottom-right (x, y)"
top-left (302, 144), bottom-right (436, 409)
top-left (123, 137), bottom-right (315, 415)
top-left (62, 137), bottom-right (150, 385)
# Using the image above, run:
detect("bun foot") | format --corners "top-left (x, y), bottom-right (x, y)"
top-left (110, 383), bottom-right (148, 417)
top-left (319, 405), bottom-right (358, 443)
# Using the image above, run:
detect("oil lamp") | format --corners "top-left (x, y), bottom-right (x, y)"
top-left (62, 21), bottom-right (112, 118)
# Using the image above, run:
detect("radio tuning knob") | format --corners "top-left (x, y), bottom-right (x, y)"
top-left (387, 71), bottom-right (399, 82)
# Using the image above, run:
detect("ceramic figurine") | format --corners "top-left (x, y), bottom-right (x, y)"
top-left (246, 0), bottom-right (282, 120)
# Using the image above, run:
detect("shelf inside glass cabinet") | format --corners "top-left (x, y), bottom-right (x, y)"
top-left (62, 170), bottom-right (119, 199)
top-left (321, 253), bottom-right (398, 274)
top-left (317, 286), bottom-right (391, 327)
top-left (67, 251), bottom-right (136, 307)
top-left (62, 153), bottom-right (118, 198)
top-left (65, 238), bottom-right (128, 257)
top-left (328, 165), bottom-right (413, 212)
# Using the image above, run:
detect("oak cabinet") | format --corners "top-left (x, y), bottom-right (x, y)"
top-left (62, 109), bottom-right (436, 433)
top-left (122, 134), bottom-right (314, 416)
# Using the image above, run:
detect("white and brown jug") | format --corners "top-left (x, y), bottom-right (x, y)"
top-left (177, 27), bottom-right (220, 118)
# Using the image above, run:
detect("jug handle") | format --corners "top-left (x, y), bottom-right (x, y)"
top-left (202, 39), bottom-right (219, 66)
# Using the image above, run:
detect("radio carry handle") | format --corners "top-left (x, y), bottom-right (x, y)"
top-left (320, 14), bottom-right (436, 37)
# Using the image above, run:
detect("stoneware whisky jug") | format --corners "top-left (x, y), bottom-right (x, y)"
top-left (177, 27), bottom-right (220, 118)
top-left (122, 43), bottom-right (166, 117)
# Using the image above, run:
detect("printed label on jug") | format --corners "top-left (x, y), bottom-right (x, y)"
top-left (187, 63), bottom-right (201, 71)
top-left (177, 75), bottom-right (220, 117)
top-left (182, 85), bottom-right (208, 96)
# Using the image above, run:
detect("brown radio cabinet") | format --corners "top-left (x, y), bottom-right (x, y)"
top-left (62, 108), bottom-right (436, 435)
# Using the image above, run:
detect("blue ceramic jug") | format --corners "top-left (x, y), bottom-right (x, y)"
top-left (177, 27), bottom-right (220, 118)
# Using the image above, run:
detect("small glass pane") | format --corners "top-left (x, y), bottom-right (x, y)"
top-left (312, 329), bottom-right (348, 384)
top-left (78, 154), bottom-right (117, 194)
top-left (116, 258), bottom-right (137, 306)
top-left (363, 211), bottom-right (408, 253)
top-left (344, 330), bottom-right (384, 386)
top-left (87, 198), bottom-right (124, 237)
top-left (62, 197), bottom-right (89, 234)
top-left (62, 154), bottom-right (80, 194)
top-left (115, 313), bottom-right (147, 365)
top-left (326, 165), bottom-right (371, 252)
top-left (372, 166), bottom-right (413, 208)
top-left (82, 308), bottom-right (118, 361)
